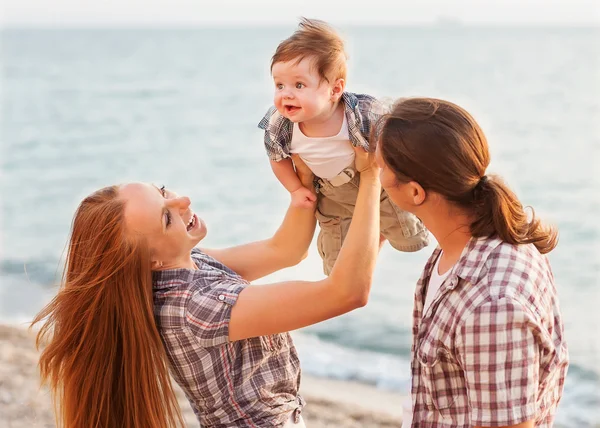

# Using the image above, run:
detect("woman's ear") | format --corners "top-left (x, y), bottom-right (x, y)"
top-left (151, 259), bottom-right (163, 270)
top-left (331, 78), bottom-right (345, 101)
top-left (409, 181), bottom-right (426, 206)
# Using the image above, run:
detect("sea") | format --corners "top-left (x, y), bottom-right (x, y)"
top-left (1, 26), bottom-right (599, 426)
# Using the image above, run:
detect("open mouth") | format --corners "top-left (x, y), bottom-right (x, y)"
top-left (285, 105), bottom-right (301, 114)
top-left (186, 213), bottom-right (197, 231)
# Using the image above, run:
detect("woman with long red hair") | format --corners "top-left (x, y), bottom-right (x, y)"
top-left (32, 150), bottom-right (383, 428)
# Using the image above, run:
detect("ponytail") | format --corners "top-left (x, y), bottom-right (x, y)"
top-left (470, 175), bottom-right (558, 254)
top-left (378, 97), bottom-right (559, 255)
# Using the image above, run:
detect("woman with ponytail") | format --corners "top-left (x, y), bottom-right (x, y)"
top-left (32, 149), bottom-right (382, 428)
top-left (375, 98), bottom-right (568, 428)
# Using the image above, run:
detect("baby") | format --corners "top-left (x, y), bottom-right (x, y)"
top-left (259, 18), bottom-right (429, 275)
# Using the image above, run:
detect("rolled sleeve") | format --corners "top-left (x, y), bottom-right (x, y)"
top-left (258, 106), bottom-right (290, 162)
top-left (185, 279), bottom-right (247, 348)
top-left (456, 298), bottom-right (539, 426)
top-left (263, 131), bottom-right (288, 162)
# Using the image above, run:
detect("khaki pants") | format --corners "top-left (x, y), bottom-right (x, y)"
top-left (316, 173), bottom-right (429, 275)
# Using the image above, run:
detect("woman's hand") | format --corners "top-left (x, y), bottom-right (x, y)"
top-left (202, 156), bottom-right (317, 282)
top-left (229, 145), bottom-right (382, 342)
top-left (354, 146), bottom-right (380, 179)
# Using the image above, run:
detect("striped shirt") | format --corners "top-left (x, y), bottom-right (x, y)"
top-left (153, 248), bottom-right (304, 428)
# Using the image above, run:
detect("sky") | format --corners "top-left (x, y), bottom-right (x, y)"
top-left (1, 0), bottom-right (599, 27)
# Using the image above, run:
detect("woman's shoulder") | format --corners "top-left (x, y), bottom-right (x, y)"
top-left (191, 248), bottom-right (243, 279)
top-left (485, 240), bottom-right (551, 277)
top-left (480, 240), bottom-right (556, 305)
top-left (153, 250), bottom-right (245, 297)
top-left (456, 237), bottom-right (554, 300)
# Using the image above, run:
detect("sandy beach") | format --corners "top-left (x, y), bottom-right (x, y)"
top-left (0, 324), bottom-right (403, 427)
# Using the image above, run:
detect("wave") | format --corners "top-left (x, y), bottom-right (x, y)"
top-left (0, 258), bottom-right (62, 286)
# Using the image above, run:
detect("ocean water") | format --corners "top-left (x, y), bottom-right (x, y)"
top-left (1, 27), bottom-right (599, 426)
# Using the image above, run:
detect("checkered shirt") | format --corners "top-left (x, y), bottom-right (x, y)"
top-left (153, 248), bottom-right (304, 428)
top-left (257, 91), bottom-right (386, 162)
top-left (409, 237), bottom-right (569, 427)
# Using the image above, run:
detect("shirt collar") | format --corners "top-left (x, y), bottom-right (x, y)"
top-left (152, 252), bottom-right (204, 290)
top-left (341, 91), bottom-right (359, 111)
top-left (453, 236), bottom-right (503, 284)
top-left (418, 235), bottom-right (504, 292)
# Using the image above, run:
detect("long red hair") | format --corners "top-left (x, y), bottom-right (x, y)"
top-left (31, 186), bottom-right (183, 428)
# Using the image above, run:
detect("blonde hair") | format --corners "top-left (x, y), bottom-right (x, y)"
top-left (271, 17), bottom-right (347, 83)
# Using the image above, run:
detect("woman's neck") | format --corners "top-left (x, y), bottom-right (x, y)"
top-left (156, 255), bottom-right (198, 271)
top-left (419, 205), bottom-right (472, 272)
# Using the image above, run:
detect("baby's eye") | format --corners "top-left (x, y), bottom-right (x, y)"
top-left (295, 83), bottom-right (305, 89)
top-left (276, 83), bottom-right (284, 90)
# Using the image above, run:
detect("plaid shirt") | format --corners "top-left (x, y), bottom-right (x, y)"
top-left (410, 237), bottom-right (568, 427)
top-left (153, 248), bottom-right (304, 428)
top-left (257, 92), bottom-right (386, 162)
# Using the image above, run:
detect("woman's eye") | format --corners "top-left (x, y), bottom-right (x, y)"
top-left (160, 185), bottom-right (167, 197)
top-left (165, 211), bottom-right (172, 227)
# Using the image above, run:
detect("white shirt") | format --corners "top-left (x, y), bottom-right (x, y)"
top-left (402, 252), bottom-right (453, 427)
top-left (289, 115), bottom-right (355, 179)
top-left (423, 253), bottom-right (452, 316)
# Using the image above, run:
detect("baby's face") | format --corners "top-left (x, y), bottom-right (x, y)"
top-left (272, 57), bottom-right (335, 123)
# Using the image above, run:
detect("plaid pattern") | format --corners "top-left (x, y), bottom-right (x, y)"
top-left (258, 92), bottom-right (386, 162)
top-left (153, 248), bottom-right (304, 428)
top-left (410, 237), bottom-right (568, 427)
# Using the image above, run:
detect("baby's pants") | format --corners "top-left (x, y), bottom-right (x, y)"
top-left (316, 173), bottom-right (429, 275)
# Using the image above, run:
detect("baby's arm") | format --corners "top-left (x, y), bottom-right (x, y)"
top-left (270, 158), bottom-right (303, 193)
top-left (270, 158), bottom-right (316, 208)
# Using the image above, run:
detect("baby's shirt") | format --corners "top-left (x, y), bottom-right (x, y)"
top-left (258, 92), bottom-right (385, 163)
top-left (289, 115), bottom-right (355, 180)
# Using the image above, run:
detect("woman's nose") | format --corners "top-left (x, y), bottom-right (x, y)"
top-left (168, 196), bottom-right (191, 211)
top-left (178, 196), bottom-right (191, 209)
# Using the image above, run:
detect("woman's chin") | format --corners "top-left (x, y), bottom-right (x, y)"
top-left (190, 220), bottom-right (207, 241)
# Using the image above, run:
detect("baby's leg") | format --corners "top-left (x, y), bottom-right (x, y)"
top-left (316, 198), bottom-right (352, 276)
top-left (316, 179), bottom-right (358, 275)
top-left (380, 190), bottom-right (430, 252)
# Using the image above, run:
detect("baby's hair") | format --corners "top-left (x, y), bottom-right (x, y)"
top-left (271, 17), bottom-right (347, 83)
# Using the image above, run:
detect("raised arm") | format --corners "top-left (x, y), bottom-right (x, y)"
top-left (228, 147), bottom-right (381, 341)
top-left (202, 155), bottom-right (317, 282)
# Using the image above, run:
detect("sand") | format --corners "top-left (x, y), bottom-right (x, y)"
top-left (0, 324), bottom-right (403, 427)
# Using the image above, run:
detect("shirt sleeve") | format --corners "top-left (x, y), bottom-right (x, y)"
top-left (257, 106), bottom-right (289, 162)
top-left (185, 278), bottom-right (247, 348)
top-left (357, 95), bottom-right (387, 147)
top-left (455, 298), bottom-right (539, 426)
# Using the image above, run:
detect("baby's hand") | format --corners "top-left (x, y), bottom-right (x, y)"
top-left (291, 186), bottom-right (317, 209)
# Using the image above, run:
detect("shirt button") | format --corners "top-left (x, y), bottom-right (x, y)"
top-left (218, 294), bottom-right (225, 301)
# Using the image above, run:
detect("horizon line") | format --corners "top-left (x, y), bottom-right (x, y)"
top-left (1, 21), bottom-right (599, 30)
